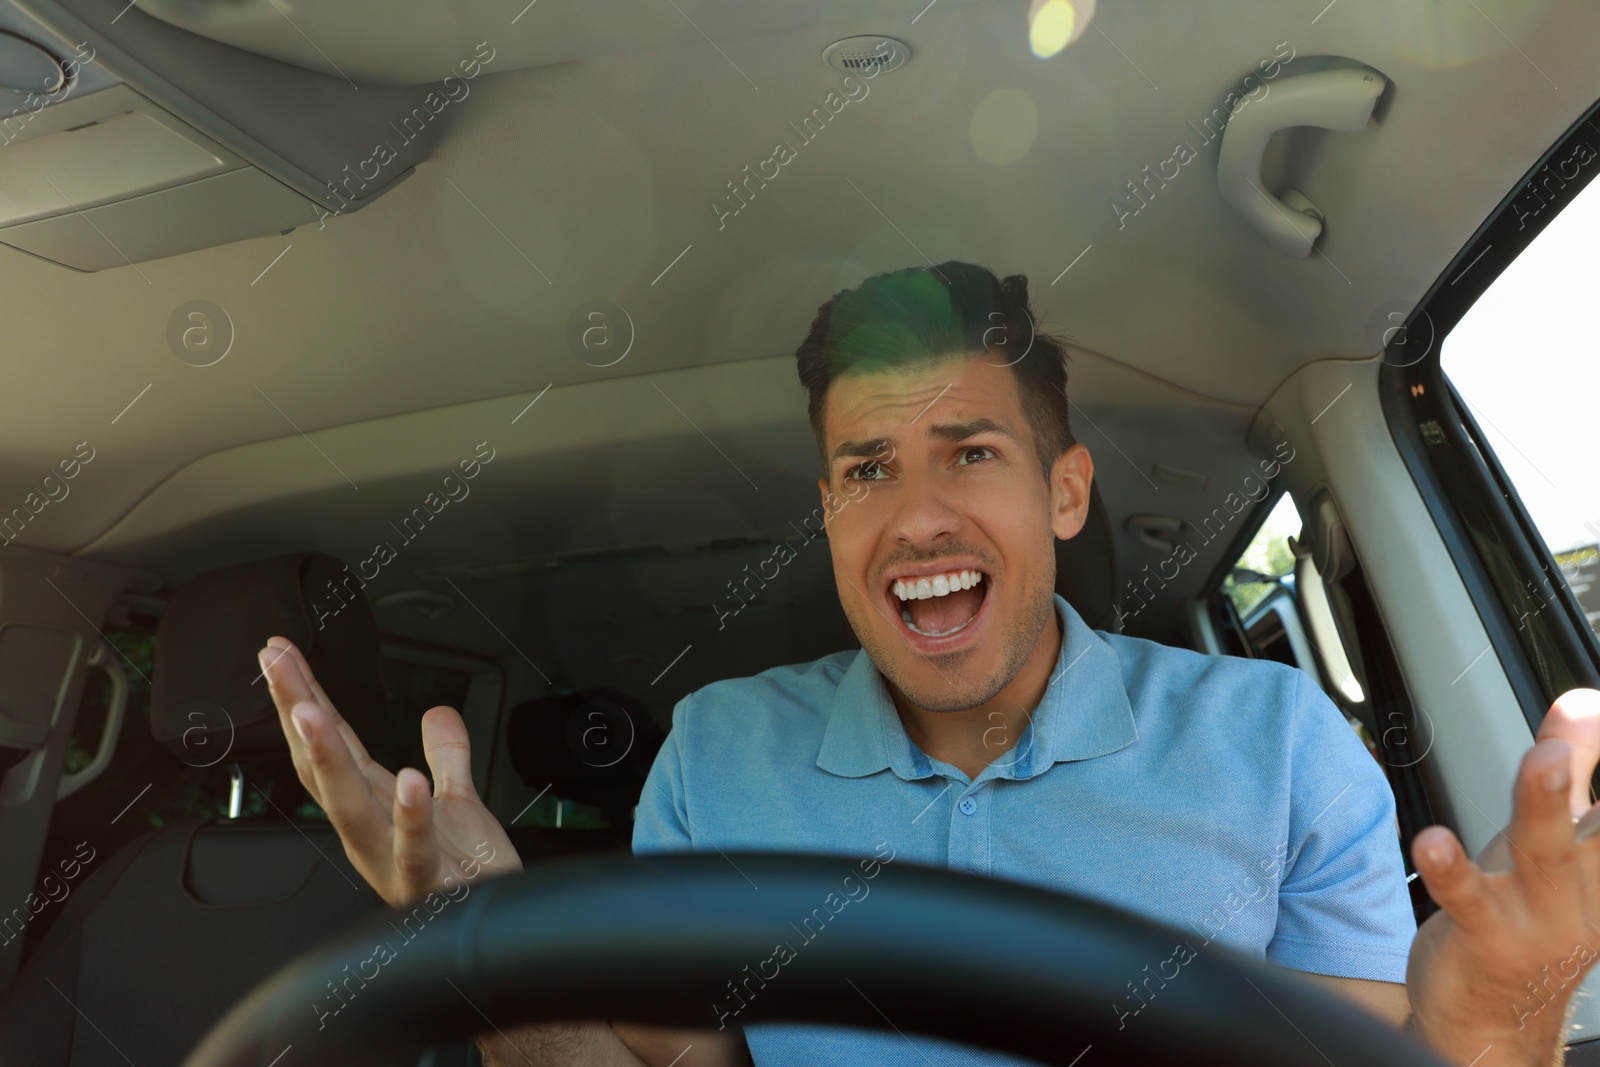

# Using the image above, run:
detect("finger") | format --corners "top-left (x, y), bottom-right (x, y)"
top-left (1507, 739), bottom-right (1579, 900)
top-left (391, 766), bottom-right (442, 901)
top-left (264, 638), bottom-right (385, 796)
top-left (292, 700), bottom-right (393, 867)
top-left (261, 638), bottom-right (320, 719)
top-left (277, 638), bottom-right (389, 800)
top-left (260, 646), bottom-right (317, 797)
top-left (258, 639), bottom-right (297, 690)
top-left (1577, 819), bottom-right (1600, 935)
top-left (1537, 689), bottom-right (1600, 818)
top-left (1413, 825), bottom-right (1502, 935)
top-left (420, 706), bottom-right (480, 801)
top-left (272, 638), bottom-right (374, 762)
top-left (269, 637), bottom-right (338, 717)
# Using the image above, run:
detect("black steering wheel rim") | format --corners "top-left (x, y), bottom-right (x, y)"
top-left (183, 851), bottom-right (1448, 1066)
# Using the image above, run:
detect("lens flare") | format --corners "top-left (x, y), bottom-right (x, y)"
top-left (1028, 0), bottom-right (1093, 59)
top-left (970, 88), bottom-right (1039, 166)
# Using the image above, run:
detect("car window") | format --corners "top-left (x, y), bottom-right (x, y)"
top-left (1442, 175), bottom-right (1600, 644)
top-left (1222, 493), bottom-right (1301, 623)
top-left (1215, 494), bottom-right (1316, 671)
top-left (1214, 494), bottom-right (1376, 755)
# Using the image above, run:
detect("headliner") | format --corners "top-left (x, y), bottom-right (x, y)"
top-left (0, 0), bottom-right (1591, 670)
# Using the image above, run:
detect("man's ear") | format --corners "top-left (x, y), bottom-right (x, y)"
top-left (1049, 443), bottom-right (1094, 541)
top-left (817, 476), bottom-right (832, 529)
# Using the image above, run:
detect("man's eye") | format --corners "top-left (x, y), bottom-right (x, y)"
top-left (848, 460), bottom-right (887, 481)
top-left (957, 446), bottom-right (996, 465)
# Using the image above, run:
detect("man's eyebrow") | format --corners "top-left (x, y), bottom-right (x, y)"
top-left (926, 418), bottom-right (1019, 443)
top-left (830, 437), bottom-right (894, 462)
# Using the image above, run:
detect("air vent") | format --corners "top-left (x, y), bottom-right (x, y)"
top-left (821, 35), bottom-right (910, 76)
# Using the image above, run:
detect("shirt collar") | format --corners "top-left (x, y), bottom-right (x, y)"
top-left (816, 594), bottom-right (1139, 781)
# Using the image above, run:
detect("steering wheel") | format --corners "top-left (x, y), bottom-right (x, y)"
top-left (184, 852), bottom-right (1449, 1067)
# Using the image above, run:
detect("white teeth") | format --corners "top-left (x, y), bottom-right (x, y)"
top-left (889, 570), bottom-right (986, 601)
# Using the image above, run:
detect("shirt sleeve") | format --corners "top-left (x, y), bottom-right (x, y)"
top-left (631, 695), bottom-right (695, 855)
top-left (1265, 671), bottom-right (1418, 983)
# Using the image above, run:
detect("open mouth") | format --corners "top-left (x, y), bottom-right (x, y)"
top-left (888, 569), bottom-right (988, 639)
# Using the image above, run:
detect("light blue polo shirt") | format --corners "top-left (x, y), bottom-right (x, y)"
top-left (633, 595), bottom-right (1417, 1065)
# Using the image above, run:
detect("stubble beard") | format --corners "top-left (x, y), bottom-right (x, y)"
top-left (849, 576), bottom-right (1057, 714)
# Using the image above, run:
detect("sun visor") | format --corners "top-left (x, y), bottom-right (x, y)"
top-left (0, 0), bottom-right (469, 269)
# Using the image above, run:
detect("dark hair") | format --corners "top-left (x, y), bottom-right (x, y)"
top-left (794, 261), bottom-right (1074, 478)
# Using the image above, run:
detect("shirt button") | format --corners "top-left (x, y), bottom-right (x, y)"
top-left (958, 796), bottom-right (977, 816)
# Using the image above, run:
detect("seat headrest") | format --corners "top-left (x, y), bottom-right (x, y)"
top-left (151, 553), bottom-right (388, 765)
top-left (1056, 481), bottom-right (1120, 632)
top-left (506, 688), bottom-right (665, 815)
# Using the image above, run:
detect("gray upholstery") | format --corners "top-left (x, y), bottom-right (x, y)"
top-left (0, 554), bottom-right (410, 1066)
top-left (150, 552), bottom-right (389, 764)
top-left (1056, 481), bottom-right (1119, 632)
top-left (0, 821), bottom-right (381, 1065)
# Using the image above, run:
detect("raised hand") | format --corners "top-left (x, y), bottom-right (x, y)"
top-left (259, 636), bottom-right (522, 906)
top-left (1407, 688), bottom-right (1600, 1067)
top-left (261, 638), bottom-right (743, 1067)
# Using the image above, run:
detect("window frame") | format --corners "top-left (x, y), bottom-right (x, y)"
top-left (1380, 95), bottom-right (1600, 732)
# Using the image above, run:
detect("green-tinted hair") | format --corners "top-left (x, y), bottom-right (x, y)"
top-left (795, 261), bottom-right (1074, 477)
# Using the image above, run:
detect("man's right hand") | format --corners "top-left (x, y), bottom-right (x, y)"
top-left (259, 635), bottom-right (521, 905)
top-left (260, 636), bottom-right (746, 1067)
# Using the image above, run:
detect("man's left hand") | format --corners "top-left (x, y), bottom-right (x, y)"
top-left (1408, 688), bottom-right (1600, 1067)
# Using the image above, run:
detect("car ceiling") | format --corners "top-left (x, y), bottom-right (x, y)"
top-left (3, 0), bottom-right (1595, 709)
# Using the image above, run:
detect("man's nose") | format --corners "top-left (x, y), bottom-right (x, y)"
top-left (889, 470), bottom-right (962, 547)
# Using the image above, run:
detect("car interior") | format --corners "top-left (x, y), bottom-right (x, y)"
top-left (0, 0), bottom-right (1598, 1063)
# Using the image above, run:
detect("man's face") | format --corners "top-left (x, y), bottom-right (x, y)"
top-left (818, 354), bottom-right (1092, 713)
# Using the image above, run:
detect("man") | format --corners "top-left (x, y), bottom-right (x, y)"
top-left (262, 261), bottom-right (1600, 1066)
